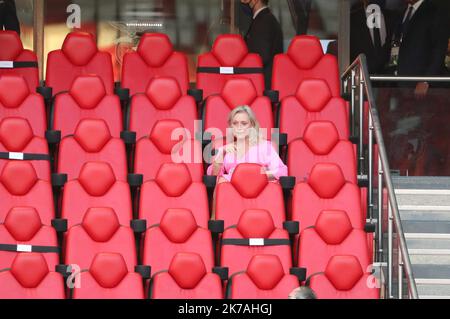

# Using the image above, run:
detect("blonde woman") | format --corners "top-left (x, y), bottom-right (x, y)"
top-left (207, 105), bottom-right (287, 184)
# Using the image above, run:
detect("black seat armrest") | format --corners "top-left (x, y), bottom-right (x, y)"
top-left (280, 176), bottom-right (296, 190)
top-left (263, 90), bottom-right (279, 103)
top-left (290, 267), bottom-right (307, 282)
top-left (36, 86), bottom-right (53, 100)
top-left (283, 221), bottom-right (299, 235)
top-left (188, 89), bottom-right (203, 103)
top-left (208, 220), bottom-right (224, 234)
top-left (213, 267), bottom-right (229, 281)
top-left (51, 218), bottom-right (68, 233)
top-left (51, 173), bottom-right (67, 187)
top-left (128, 174), bottom-right (143, 187)
top-left (135, 265), bottom-right (151, 279)
top-left (130, 219), bottom-right (147, 234)
top-left (115, 87), bottom-right (130, 102)
top-left (45, 130), bottom-right (61, 145)
top-left (120, 131), bottom-right (136, 145)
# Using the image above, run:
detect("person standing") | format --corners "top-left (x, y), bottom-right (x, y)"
top-left (240, 0), bottom-right (283, 90)
top-left (0, 0), bottom-right (20, 35)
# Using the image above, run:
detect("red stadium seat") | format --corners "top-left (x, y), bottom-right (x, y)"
top-left (0, 161), bottom-right (54, 225)
top-left (291, 163), bottom-right (364, 234)
top-left (134, 119), bottom-right (203, 182)
top-left (139, 163), bottom-right (209, 228)
top-left (150, 252), bottom-right (223, 299)
top-left (0, 207), bottom-right (58, 270)
top-left (64, 207), bottom-right (136, 271)
top-left (215, 164), bottom-right (285, 229)
top-left (298, 210), bottom-right (370, 277)
top-left (227, 255), bottom-right (298, 299)
top-left (0, 117), bottom-right (51, 181)
top-left (142, 208), bottom-right (214, 274)
top-left (61, 162), bottom-right (132, 229)
top-left (0, 253), bottom-right (65, 299)
top-left (197, 34), bottom-right (265, 98)
top-left (128, 77), bottom-right (198, 140)
top-left (308, 255), bottom-right (379, 299)
top-left (203, 79), bottom-right (274, 141)
top-left (220, 209), bottom-right (292, 275)
top-left (121, 33), bottom-right (189, 97)
top-left (0, 75), bottom-right (46, 137)
top-left (279, 79), bottom-right (349, 144)
top-left (72, 253), bottom-right (144, 299)
top-left (52, 75), bottom-right (122, 138)
top-left (288, 121), bottom-right (356, 184)
top-left (45, 32), bottom-right (114, 95)
top-left (0, 31), bottom-right (39, 91)
top-left (272, 35), bottom-right (340, 101)
top-left (57, 119), bottom-right (127, 181)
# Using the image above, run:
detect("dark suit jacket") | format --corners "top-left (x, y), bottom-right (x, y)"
top-left (244, 8), bottom-right (283, 90)
top-left (350, 3), bottom-right (397, 74)
top-left (0, 0), bottom-right (20, 35)
top-left (395, 0), bottom-right (449, 76)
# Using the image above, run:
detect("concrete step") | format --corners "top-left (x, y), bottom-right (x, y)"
top-left (411, 264), bottom-right (450, 279)
top-left (409, 249), bottom-right (450, 265)
top-left (400, 210), bottom-right (450, 222)
top-left (416, 279), bottom-right (450, 297)
top-left (403, 221), bottom-right (450, 234)
top-left (392, 177), bottom-right (450, 190)
top-left (396, 191), bottom-right (450, 207)
top-left (406, 237), bottom-right (450, 250)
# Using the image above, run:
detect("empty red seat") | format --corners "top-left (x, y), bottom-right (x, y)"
top-left (272, 35), bottom-right (340, 101)
top-left (221, 209), bottom-right (292, 275)
top-left (203, 79), bottom-right (273, 141)
top-left (134, 119), bottom-right (203, 182)
top-left (0, 75), bottom-right (46, 137)
top-left (57, 119), bottom-right (127, 181)
top-left (279, 79), bottom-right (349, 144)
top-left (61, 162), bottom-right (132, 229)
top-left (298, 210), bottom-right (370, 277)
top-left (128, 77), bottom-right (197, 140)
top-left (228, 255), bottom-right (298, 299)
top-left (52, 75), bottom-right (122, 138)
top-left (291, 163), bottom-right (364, 234)
top-left (0, 31), bottom-right (39, 91)
top-left (45, 32), bottom-right (114, 95)
top-left (288, 121), bottom-right (356, 184)
top-left (0, 117), bottom-right (51, 181)
top-left (142, 208), bottom-right (214, 274)
top-left (72, 253), bottom-right (144, 299)
top-left (0, 253), bottom-right (65, 299)
top-left (64, 207), bottom-right (136, 271)
top-left (197, 34), bottom-right (265, 98)
top-left (151, 252), bottom-right (223, 299)
top-left (0, 161), bottom-right (54, 225)
top-left (0, 207), bottom-right (58, 270)
top-left (139, 163), bottom-right (209, 228)
top-left (121, 33), bottom-right (189, 97)
top-left (215, 164), bottom-right (285, 229)
top-left (308, 255), bottom-right (379, 299)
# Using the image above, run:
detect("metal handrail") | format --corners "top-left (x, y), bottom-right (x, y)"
top-left (341, 54), bottom-right (419, 299)
top-left (370, 76), bottom-right (450, 82)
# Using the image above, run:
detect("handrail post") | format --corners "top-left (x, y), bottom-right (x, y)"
top-left (350, 69), bottom-right (356, 137)
top-left (377, 156), bottom-right (383, 262)
top-left (388, 201), bottom-right (393, 298)
top-left (359, 67), bottom-right (365, 176)
top-left (368, 110), bottom-right (374, 221)
top-left (398, 252), bottom-right (404, 299)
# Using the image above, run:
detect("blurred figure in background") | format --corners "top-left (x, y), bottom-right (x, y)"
top-left (0, 0), bottom-right (20, 35)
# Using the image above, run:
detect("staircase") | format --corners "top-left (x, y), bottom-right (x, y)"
top-left (393, 176), bottom-right (450, 299)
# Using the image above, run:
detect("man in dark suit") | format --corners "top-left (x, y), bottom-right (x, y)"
top-left (392, 0), bottom-right (448, 97)
top-left (240, 0), bottom-right (283, 90)
top-left (351, 0), bottom-right (397, 74)
top-left (0, 0), bottom-right (20, 35)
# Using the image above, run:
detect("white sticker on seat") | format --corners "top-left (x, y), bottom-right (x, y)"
top-left (9, 152), bottom-right (24, 160)
top-left (249, 238), bottom-right (264, 246)
top-left (0, 61), bottom-right (14, 68)
top-left (17, 245), bottom-right (32, 252)
top-left (220, 67), bottom-right (234, 74)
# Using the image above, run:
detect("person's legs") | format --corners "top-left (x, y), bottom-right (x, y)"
top-left (211, 177), bottom-right (228, 220)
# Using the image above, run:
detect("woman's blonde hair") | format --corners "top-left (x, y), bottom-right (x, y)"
top-left (227, 105), bottom-right (262, 146)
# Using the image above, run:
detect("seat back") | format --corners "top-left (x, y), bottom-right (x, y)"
top-left (151, 252), bottom-right (223, 299)
top-left (272, 35), bottom-right (340, 101)
top-left (197, 34), bottom-right (265, 98)
top-left (58, 118), bottom-right (127, 181)
top-left (46, 32), bottom-right (114, 95)
top-left (0, 31), bottom-right (39, 91)
top-left (122, 33), bottom-right (189, 96)
top-left (228, 255), bottom-right (298, 299)
top-left (143, 208), bottom-right (214, 274)
top-left (61, 162), bottom-right (132, 229)
top-left (128, 77), bottom-right (197, 140)
top-left (215, 164), bottom-right (285, 228)
top-left (0, 117), bottom-right (51, 181)
top-left (139, 163), bottom-right (209, 227)
top-left (221, 209), bottom-right (292, 275)
top-left (288, 121), bottom-right (356, 184)
top-left (52, 75), bottom-right (122, 138)
top-left (0, 75), bottom-right (46, 137)
top-left (279, 79), bottom-right (349, 144)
